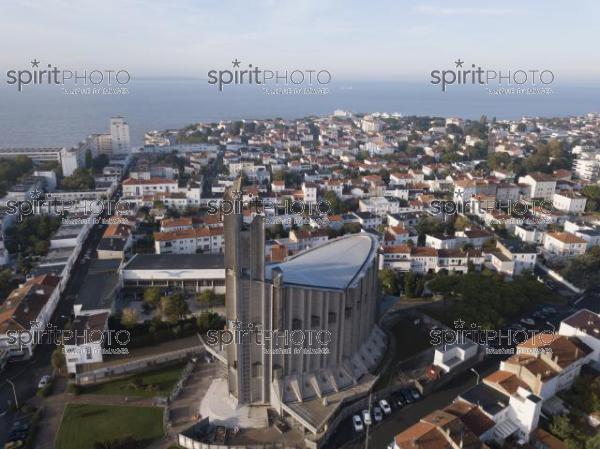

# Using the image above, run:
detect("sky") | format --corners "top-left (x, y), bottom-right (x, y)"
top-left (1, 0), bottom-right (599, 83)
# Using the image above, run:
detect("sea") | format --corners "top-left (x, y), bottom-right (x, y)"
top-left (0, 79), bottom-right (599, 148)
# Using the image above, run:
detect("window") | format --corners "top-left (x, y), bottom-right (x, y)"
top-left (311, 315), bottom-right (320, 328)
top-left (252, 362), bottom-right (263, 378)
top-left (85, 346), bottom-right (93, 360)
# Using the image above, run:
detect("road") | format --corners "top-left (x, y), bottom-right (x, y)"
top-left (328, 356), bottom-right (500, 449)
top-left (335, 276), bottom-right (598, 449)
top-left (0, 217), bottom-right (107, 444)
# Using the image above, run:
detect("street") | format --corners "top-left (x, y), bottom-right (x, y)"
top-left (0, 217), bottom-right (106, 445)
top-left (331, 356), bottom-right (500, 449)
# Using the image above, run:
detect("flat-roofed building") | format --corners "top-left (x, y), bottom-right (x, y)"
top-left (74, 259), bottom-right (122, 316)
top-left (121, 253), bottom-right (225, 294)
top-left (63, 312), bottom-right (109, 374)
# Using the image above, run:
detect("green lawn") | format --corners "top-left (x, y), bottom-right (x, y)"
top-left (80, 362), bottom-right (186, 397)
top-left (55, 404), bottom-right (164, 449)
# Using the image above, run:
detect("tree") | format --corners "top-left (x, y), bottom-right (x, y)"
top-left (0, 269), bottom-right (13, 298)
top-left (51, 347), bottom-right (66, 374)
top-left (0, 156), bottom-right (33, 196)
top-left (582, 185), bottom-right (600, 212)
top-left (487, 152), bottom-right (512, 171)
top-left (562, 246), bottom-right (600, 289)
top-left (121, 308), bottom-right (139, 328)
top-left (587, 433), bottom-right (600, 449)
top-left (160, 293), bottom-right (190, 323)
top-left (92, 154), bottom-right (110, 173)
top-left (143, 287), bottom-right (161, 308)
top-left (454, 215), bottom-right (471, 231)
top-left (379, 269), bottom-right (399, 295)
top-left (404, 272), bottom-right (423, 298)
top-left (85, 149), bottom-right (93, 169)
top-left (197, 289), bottom-right (217, 307)
top-left (197, 311), bottom-right (225, 333)
top-left (323, 190), bottom-right (349, 215)
top-left (549, 414), bottom-right (575, 443)
top-left (428, 275), bottom-right (460, 296)
top-left (416, 216), bottom-right (452, 245)
top-left (59, 168), bottom-right (95, 190)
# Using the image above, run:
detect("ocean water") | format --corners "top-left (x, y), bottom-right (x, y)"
top-left (0, 79), bottom-right (599, 148)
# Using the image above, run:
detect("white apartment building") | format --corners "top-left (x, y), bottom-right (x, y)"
top-left (302, 182), bottom-right (318, 203)
top-left (573, 151), bottom-right (600, 181)
top-left (489, 241), bottom-right (537, 277)
top-left (553, 191), bottom-right (587, 214)
top-left (360, 115), bottom-right (383, 133)
top-left (425, 233), bottom-right (459, 250)
top-left (518, 172), bottom-right (557, 200)
top-left (514, 224), bottom-right (544, 244)
top-left (110, 117), bottom-right (131, 154)
top-left (543, 232), bottom-right (587, 258)
top-left (122, 177), bottom-right (178, 197)
top-left (380, 245), bottom-right (412, 271)
top-left (64, 312), bottom-right (109, 374)
top-left (359, 196), bottom-right (401, 215)
top-left (154, 227), bottom-right (224, 255)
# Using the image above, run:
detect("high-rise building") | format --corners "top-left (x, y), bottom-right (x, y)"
top-left (110, 117), bottom-right (130, 154)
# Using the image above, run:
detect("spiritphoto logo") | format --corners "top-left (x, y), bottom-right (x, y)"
top-left (207, 58), bottom-right (331, 94)
top-left (206, 319), bottom-right (332, 355)
top-left (207, 190), bottom-right (332, 218)
top-left (5, 189), bottom-right (132, 222)
top-left (5, 58), bottom-right (130, 93)
top-left (6, 322), bottom-right (131, 351)
top-left (430, 59), bottom-right (554, 94)
top-left (430, 198), bottom-right (554, 217)
top-left (429, 319), bottom-right (556, 353)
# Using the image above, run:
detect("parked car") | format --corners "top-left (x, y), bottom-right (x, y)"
top-left (373, 407), bottom-right (383, 422)
top-left (362, 409), bottom-right (372, 426)
top-left (37, 375), bottom-right (51, 389)
top-left (391, 392), bottom-right (405, 407)
top-left (409, 388), bottom-right (421, 401)
top-left (352, 415), bottom-right (363, 432)
top-left (3, 437), bottom-right (25, 449)
top-left (379, 399), bottom-right (392, 415)
top-left (401, 389), bottom-right (413, 404)
top-left (10, 421), bottom-right (30, 434)
top-left (7, 431), bottom-right (27, 442)
top-left (520, 318), bottom-right (535, 326)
